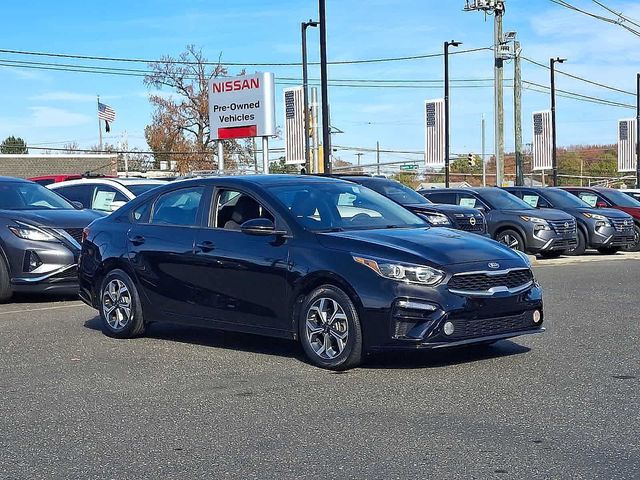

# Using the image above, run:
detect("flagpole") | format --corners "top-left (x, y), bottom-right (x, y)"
top-left (97, 95), bottom-right (103, 151)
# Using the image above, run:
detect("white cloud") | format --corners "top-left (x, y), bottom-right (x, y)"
top-left (0, 107), bottom-right (92, 131)
top-left (30, 91), bottom-right (124, 102)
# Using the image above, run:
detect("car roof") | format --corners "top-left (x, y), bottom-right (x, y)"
top-left (174, 174), bottom-right (353, 187)
top-left (49, 178), bottom-right (167, 188)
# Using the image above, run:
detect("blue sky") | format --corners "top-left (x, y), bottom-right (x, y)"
top-left (1, 0), bottom-right (639, 165)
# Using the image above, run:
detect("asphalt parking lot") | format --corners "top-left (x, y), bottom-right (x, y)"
top-left (1, 254), bottom-right (639, 479)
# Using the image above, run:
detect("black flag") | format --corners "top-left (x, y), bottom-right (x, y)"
top-left (105, 120), bottom-right (111, 133)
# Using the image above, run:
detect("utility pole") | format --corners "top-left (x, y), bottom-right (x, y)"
top-left (444, 40), bottom-right (462, 188)
top-left (464, 1), bottom-right (506, 187)
top-left (376, 141), bottom-right (381, 175)
top-left (637, 73), bottom-right (640, 188)
top-left (355, 152), bottom-right (364, 166)
top-left (319, 0), bottom-right (331, 173)
top-left (302, 20), bottom-right (319, 174)
top-left (481, 114), bottom-right (486, 186)
top-left (514, 40), bottom-right (523, 186)
top-left (550, 56), bottom-right (566, 187)
top-left (97, 95), bottom-right (102, 151)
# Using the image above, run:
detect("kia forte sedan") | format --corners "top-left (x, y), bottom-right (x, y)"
top-left (79, 176), bottom-right (544, 369)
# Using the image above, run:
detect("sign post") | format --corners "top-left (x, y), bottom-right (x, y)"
top-left (209, 72), bottom-right (276, 173)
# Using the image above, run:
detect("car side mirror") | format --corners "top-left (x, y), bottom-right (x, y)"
top-left (596, 201), bottom-right (607, 208)
top-left (241, 218), bottom-right (288, 237)
top-left (476, 205), bottom-right (486, 212)
top-left (71, 201), bottom-right (84, 209)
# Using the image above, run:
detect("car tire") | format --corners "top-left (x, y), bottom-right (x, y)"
top-left (566, 229), bottom-right (586, 256)
top-left (622, 224), bottom-right (640, 252)
top-left (0, 254), bottom-right (13, 303)
top-left (495, 229), bottom-right (525, 252)
top-left (99, 269), bottom-right (145, 338)
top-left (539, 251), bottom-right (563, 259)
top-left (299, 285), bottom-right (363, 370)
top-left (597, 246), bottom-right (620, 255)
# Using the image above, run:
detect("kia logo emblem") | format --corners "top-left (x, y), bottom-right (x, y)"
top-left (488, 262), bottom-right (500, 269)
top-left (470, 217), bottom-right (477, 226)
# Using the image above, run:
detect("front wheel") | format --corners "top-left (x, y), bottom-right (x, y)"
top-left (0, 254), bottom-right (13, 303)
top-left (495, 229), bottom-right (525, 252)
top-left (623, 225), bottom-right (640, 252)
top-left (566, 229), bottom-right (586, 256)
top-left (597, 246), bottom-right (620, 255)
top-left (99, 269), bottom-right (145, 338)
top-left (299, 285), bottom-right (363, 370)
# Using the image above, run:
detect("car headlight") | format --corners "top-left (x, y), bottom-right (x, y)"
top-left (353, 255), bottom-right (445, 286)
top-left (582, 212), bottom-right (611, 226)
top-left (8, 221), bottom-right (55, 242)
top-left (422, 213), bottom-right (451, 226)
top-left (513, 249), bottom-right (532, 267)
top-left (520, 215), bottom-right (551, 231)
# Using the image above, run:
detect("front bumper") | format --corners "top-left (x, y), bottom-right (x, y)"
top-left (526, 228), bottom-right (577, 252)
top-left (588, 224), bottom-right (635, 248)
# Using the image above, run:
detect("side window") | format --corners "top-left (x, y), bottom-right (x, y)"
top-left (151, 187), bottom-right (204, 226)
top-left (92, 185), bottom-right (128, 212)
top-left (35, 179), bottom-right (54, 186)
top-left (578, 192), bottom-right (602, 208)
top-left (131, 202), bottom-right (151, 224)
top-left (425, 192), bottom-right (456, 204)
top-left (458, 193), bottom-right (478, 208)
top-left (54, 184), bottom-right (94, 209)
top-left (214, 189), bottom-right (274, 230)
top-left (521, 191), bottom-right (549, 208)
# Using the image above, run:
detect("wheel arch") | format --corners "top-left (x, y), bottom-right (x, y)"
top-left (494, 224), bottom-right (527, 242)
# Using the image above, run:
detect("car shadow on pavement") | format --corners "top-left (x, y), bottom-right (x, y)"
top-left (84, 316), bottom-right (530, 369)
top-left (362, 341), bottom-right (531, 370)
top-left (9, 293), bottom-right (80, 304)
top-left (83, 316), bottom-right (305, 361)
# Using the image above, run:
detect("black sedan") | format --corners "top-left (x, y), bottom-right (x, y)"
top-left (334, 175), bottom-right (487, 234)
top-left (0, 177), bottom-right (104, 302)
top-left (79, 175), bottom-right (544, 370)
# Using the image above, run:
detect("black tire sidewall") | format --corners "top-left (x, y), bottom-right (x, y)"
top-left (299, 285), bottom-right (363, 370)
top-left (623, 225), bottom-right (640, 252)
top-left (99, 269), bottom-right (145, 338)
top-left (496, 229), bottom-right (525, 252)
top-left (0, 252), bottom-right (12, 303)
top-left (566, 229), bottom-right (586, 256)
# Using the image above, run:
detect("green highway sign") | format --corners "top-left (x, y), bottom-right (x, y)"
top-left (400, 164), bottom-right (418, 171)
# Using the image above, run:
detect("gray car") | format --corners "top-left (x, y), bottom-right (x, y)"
top-left (0, 177), bottom-right (104, 302)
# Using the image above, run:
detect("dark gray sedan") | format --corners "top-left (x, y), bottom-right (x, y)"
top-left (0, 177), bottom-right (103, 302)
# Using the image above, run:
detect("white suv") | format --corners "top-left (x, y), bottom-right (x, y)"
top-left (48, 178), bottom-right (167, 213)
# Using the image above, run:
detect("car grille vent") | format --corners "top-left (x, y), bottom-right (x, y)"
top-left (448, 269), bottom-right (533, 293)
top-left (548, 219), bottom-right (577, 235)
top-left (456, 215), bottom-right (485, 232)
top-left (611, 218), bottom-right (634, 233)
top-left (447, 312), bottom-right (536, 340)
top-left (63, 228), bottom-right (84, 244)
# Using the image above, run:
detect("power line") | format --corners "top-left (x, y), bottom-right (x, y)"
top-left (592, 0), bottom-right (640, 29)
top-left (549, 0), bottom-right (640, 36)
top-left (523, 80), bottom-right (635, 109)
top-left (0, 46), bottom-right (492, 66)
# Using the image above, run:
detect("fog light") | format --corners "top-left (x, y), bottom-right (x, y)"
top-left (443, 321), bottom-right (455, 336)
top-left (533, 310), bottom-right (542, 324)
top-left (24, 251), bottom-right (43, 272)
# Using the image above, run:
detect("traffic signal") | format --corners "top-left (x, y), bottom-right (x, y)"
top-left (467, 153), bottom-right (475, 167)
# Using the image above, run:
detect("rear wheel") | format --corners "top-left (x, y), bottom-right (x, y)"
top-left (99, 269), bottom-right (145, 338)
top-left (299, 285), bottom-right (363, 370)
top-left (495, 229), bottom-right (525, 252)
top-left (566, 229), bottom-right (586, 256)
top-left (597, 246), bottom-right (620, 255)
top-left (0, 254), bottom-right (13, 303)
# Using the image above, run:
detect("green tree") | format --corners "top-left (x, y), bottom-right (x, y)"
top-left (0, 136), bottom-right (28, 154)
top-left (269, 157), bottom-right (299, 174)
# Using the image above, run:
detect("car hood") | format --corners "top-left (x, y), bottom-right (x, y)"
top-left (0, 208), bottom-right (105, 228)
top-left (317, 227), bottom-right (524, 267)
top-left (573, 207), bottom-right (633, 219)
top-left (500, 208), bottom-right (573, 221)
top-left (405, 203), bottom-right (480, 217)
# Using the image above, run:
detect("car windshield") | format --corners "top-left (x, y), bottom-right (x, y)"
top-left (543, 189), bottom-right (590, 208)
top-left (479, 188), bottom-right (533, 210)
top-left (0, 182), bottom-right (74, 210)
top-left (600, 189), bottom-right (640, 207)
top-left (268, 182), bottom-right (427, 232)
top-left (127, 183), bottom-right (165, 196)
top-left (359, 179), bottom-right (432, 206)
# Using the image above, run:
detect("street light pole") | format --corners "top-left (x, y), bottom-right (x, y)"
top-left (444, 40), bottom-right (462, 188)
top-left (550, 57), bottom-right (566, 187)
top-left (319, 0), bottom-right (331, 173)
top-left (636, 73), bottom-right (640, 188)
top-left (302, 20), bottom-right (318, 174)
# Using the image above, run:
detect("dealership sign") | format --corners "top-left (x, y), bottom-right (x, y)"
top-left (208, 72), bottom-right (276, 140)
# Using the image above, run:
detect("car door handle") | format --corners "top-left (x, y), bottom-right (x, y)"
top-left (195, 241), bottom-right (215, 252)
top-left (127, 234), bottom-right (145, 246)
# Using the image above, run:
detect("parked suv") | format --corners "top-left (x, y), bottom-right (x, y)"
top-left (48, 178), bottom-right (166, 213)
top-left (334, 176), bottom-right (487, 235)
top-left (562, 187), bottom-right (639, 252)
top-left (504, 187), bottom-right (635, 255)
top-left (419, 187), bottom-right (577, 257)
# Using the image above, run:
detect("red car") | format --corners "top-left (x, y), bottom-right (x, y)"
top-left (562, 186), bottom-right (640, 251)
top-left (28, 174), bottom-right (83, 186)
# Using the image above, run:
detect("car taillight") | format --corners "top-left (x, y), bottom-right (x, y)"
top-left (81, 227), bottom-right (90, 244)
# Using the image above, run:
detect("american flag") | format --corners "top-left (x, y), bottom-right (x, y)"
top-left (284, 87), bottom-right (305, 165)
top-left (98, 102), bottom-right (116, 122)
top-left (424, 99), bottom-right (445, 166)
top-left (618, 119), bottom-right (637, 172)
top-left (532, 111), bottom-right (552, 171)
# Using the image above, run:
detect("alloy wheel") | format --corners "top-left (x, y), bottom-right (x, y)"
top-left (102, 279), bottom-right (132, 331)
top-left (500, 234), bottom-right (520, 250)
top-left (305, 297), bottom-right (349, 360)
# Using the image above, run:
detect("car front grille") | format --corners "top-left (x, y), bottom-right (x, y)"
top-left (455, 214), bottom-right (485, 233)
top-left (448, 268), bottom-right (534, 294)
top-left (63, 228), bottom-right (84, 244)
top-left (552, 238), bottom-right (578, 249)
top-left (611, 218), bottom-right (634, 233)
top-left (50, 266), bottom-right (78, 280)
top-left (447, 312), bottom-right (536, 340)
top-left (549, 219), bottom-right (577, 236)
